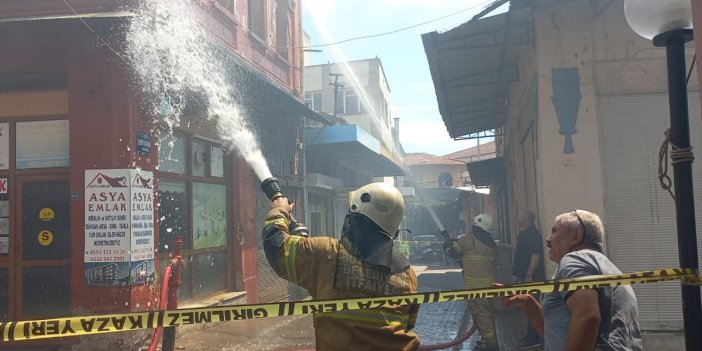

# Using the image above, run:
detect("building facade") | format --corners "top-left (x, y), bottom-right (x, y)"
top-left (0, 0), bottom-right (318, 348)
top-left (302, 58), bottom-right (406, 240)
top-left (424, 0), bottom-right (701, 348)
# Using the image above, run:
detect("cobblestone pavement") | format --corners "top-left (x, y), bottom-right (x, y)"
top-left (173, 262), bottom-right (543, 351)
top-left (413, 262), bottom-right (543, 351)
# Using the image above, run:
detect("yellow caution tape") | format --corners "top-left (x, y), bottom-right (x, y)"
top-left (1, 267), bottom-right (699, 342)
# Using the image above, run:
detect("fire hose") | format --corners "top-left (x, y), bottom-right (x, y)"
top-left (147, 237), bottom-right (184, 351)
top-left (418, 320), bottom-right (477, 351)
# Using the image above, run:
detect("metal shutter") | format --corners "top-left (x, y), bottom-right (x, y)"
top-left (598, 93), bottom-right (702, 330)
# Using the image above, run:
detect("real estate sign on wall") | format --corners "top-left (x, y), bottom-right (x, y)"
top-left (84, 169), bottom-right (155, 286)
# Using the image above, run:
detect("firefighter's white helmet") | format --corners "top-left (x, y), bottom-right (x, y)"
top-left (473, 213), bottom-right (494, 233)
top-left (349, 182), bottom-right (405, 236)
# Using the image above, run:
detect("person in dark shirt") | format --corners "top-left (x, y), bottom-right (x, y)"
top-left (512, 209), bottom-right (545, 349)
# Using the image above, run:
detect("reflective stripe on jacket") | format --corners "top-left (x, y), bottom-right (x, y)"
top-left (263, 206), bottom-right (420, 351)
top-left (452, 233), bottom-right (496, 288)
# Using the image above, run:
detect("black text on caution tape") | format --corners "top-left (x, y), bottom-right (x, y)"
top-left (1, 268), bottom-right (698, 342)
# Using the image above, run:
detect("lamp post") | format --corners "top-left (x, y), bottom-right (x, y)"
top-left (624, 1), bottom-right (701, 349)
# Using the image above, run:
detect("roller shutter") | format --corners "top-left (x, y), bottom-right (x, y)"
top-left (598, 93), bottom-right (702, 330)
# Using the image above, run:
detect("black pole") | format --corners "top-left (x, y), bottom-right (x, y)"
top-left (654, 28), bottom-right (702, 351)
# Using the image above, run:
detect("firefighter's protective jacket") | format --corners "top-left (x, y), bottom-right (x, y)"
top-left (263, 206), bottom-right (420, 351)
top-left (450, 232), bottom-right (496, 288)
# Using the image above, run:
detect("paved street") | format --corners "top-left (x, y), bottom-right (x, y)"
top-left (172, 262), bottom-right (538, 351)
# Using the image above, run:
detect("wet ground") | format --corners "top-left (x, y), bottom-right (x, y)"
top-left (172, 263), bottom-right (541, 351)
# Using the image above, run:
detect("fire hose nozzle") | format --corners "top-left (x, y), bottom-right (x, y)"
top-left (440, 229), bottom-right (450, 241)
top-left (261, 177), bottom-right (284, 201)
top-left (260, 177), bottom-right (310, 237)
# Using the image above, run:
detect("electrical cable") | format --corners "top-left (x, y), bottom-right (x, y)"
top-left (302, 0), bottom-right (496, 49)
top-left (62, 0), bottom-right (136, 69)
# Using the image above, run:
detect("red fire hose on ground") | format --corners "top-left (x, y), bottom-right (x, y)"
top-left (148, 237), bottom-right (184, 351)
top-left (419, 323), bottom-right (477, 351)
top-left (419, 298), bottom-right (476, 351)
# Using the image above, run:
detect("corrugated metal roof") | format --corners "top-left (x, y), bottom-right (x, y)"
top-left (0, 11), bottom-right (135, 23)
top-left (422, 8), bottom-right (532, 138)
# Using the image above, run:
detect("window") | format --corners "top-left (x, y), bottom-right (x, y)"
top-left (215, 0), bottom-right (234, 12)
top-left (16, 120), bottom-right (70, 169)
top-left (304, 92), bottom-right (323, 112)
top-left (248, 0), bottom-right (267, 40)
top-left (438, 172), bottom-right (453, 187)
top-left (157, 134), bottom-right (229, 299)
top-left (345, 90), bottom-right (359, 114)
top-left (275, 0), bottom-right (289, 58)
top-left (334, 90), bottom-right (344, 115)
top-left (157, 133), bottom-right (187, 174)
top-left (341, 89), bottom-right (364, 115)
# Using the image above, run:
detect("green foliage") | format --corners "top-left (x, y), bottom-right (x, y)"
top-left (397, 240), bottom-right (411, 258)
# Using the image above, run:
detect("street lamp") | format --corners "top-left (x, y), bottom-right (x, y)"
top-left (624, 1), bottom-right (701, 350)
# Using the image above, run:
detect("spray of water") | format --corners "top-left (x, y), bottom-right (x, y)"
top-left (414, 184), bottom-right (446, 232)
top-left (306, 7), bottom-right (400, 157)
top-left (126, 0), bottom-right (272, 181)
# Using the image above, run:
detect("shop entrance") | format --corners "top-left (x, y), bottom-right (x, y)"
top-left (12, 177), bottom-right (71, 320)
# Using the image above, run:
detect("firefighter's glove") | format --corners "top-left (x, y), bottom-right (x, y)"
top-left (443, 239), bottom-right (461, 259)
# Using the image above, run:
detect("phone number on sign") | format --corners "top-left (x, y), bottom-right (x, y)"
top-left (87, 256), bottom-right (126, 262)
top-left (86, 249), bottom-right (127, 255)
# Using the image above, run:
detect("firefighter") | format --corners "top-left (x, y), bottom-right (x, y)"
top-left (444, 213), bottom-right (499, 351)
top-left (261, 182), bottom-right (420, 351)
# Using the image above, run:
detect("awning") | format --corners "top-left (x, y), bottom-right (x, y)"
top-left (305, 124), bottom-right (407, 176)
top-left (422, 8), bottom-right (532, 139)
top-left (219, 48), bottom-right (332, 126)
top-left (465, 156), bottom-right (505, 187)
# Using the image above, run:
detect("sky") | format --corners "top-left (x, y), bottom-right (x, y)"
top-left (302, 0), bottom-right (504, 156)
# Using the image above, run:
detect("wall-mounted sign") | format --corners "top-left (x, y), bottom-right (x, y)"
top-left (38, 230), bottom-right (53, 246)
top-left (84, 169), bottom-right (155, 286)
top-left (16, 120), bottom-right (70, 169)
top-left (210, 146), bottom-right (224, 178)
top-left (0, 177), bottom-right (7, 198)
top-left (0, 123), bottom-right (8, 170)
top-left (39, 208), bottom-right (55, 221)
top-left (136, 132), bottom-right (151, 157)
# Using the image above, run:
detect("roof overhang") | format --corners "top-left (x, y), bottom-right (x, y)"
top-left (305, 124), bottom-right (406, 176)
top-left (0, 11), bottom-right (135, 23)
top-left (422, 8), bottom-right (532, 138)
top-left (465, 156), bottom-right (506, 187)
top-left (0, 10), bottom-right (331, 127)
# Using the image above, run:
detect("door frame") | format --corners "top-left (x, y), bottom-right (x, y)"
top-left (13, 174), bottom-right (71, 320)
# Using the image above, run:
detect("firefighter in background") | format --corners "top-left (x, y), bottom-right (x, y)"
top-left (261, 182), bottom-right (420, 351)
top-left (444, 213), bottom-right (499, 351)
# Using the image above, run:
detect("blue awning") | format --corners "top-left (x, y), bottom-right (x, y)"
top-left (305, 124), bottom-right (406, 176)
